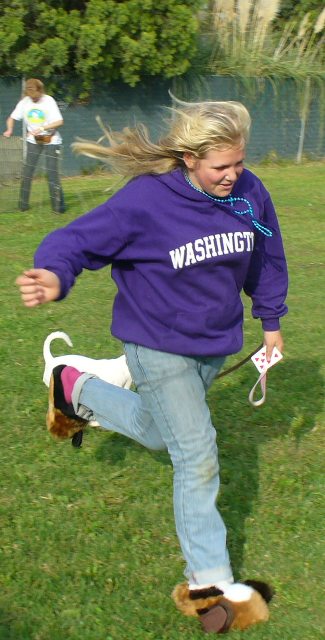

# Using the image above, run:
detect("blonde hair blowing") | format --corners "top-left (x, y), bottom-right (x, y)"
top-left (72, 100), bottom-right (251, 178)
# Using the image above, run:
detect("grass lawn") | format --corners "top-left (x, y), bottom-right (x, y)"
top-left (0, 163), bottom-right (324, 639)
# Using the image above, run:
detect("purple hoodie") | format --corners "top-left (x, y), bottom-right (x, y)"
top-left (34, 168), bottom-right (288, 357)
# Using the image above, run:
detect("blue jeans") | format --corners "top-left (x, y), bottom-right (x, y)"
top-left (72, 343), bottom-right (233, 585)
top-left (19, 142), bottom-right (65, 212)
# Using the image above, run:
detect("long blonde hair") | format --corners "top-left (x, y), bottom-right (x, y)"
top-left (72, 100), bottom-right (251, 178)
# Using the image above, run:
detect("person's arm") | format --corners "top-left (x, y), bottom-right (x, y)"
top-left (48, 119), bottom-right (63, 129)
top-left (244, 193), bottom-right (288, 361)
top-left (16, 269), bottom-right (61, 307)
top-left (263, 329), bottom-right (284, 361)
top-left (41, 118), bottom-right (63, 131)
top-left (42, 97), bottom-right (64, 132)
top-left (33, 118), bottom-right (63, 136)
top-left (3, 116), bottom-right (15, 137)
top-left (16, 196), bottom-right (129, 305)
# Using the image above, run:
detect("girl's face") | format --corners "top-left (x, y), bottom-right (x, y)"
top-left (183, 147), bottom-right (245, 198)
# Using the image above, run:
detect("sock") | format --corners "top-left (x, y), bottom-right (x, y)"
top-left (61, 366), bottom-right (84, 404)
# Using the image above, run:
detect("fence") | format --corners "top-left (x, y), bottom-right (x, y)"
top-left (0, 75), bottom-right (324, 211)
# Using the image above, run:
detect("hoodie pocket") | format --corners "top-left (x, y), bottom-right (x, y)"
top-left (170, 300), bottom-right (243, 339)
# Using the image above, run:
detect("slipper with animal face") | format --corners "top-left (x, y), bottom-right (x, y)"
top-left (46, 365), bottom-right (86, 447)
top-left (172, 580), bottom-right (273, 633)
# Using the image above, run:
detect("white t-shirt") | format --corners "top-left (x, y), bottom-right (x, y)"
top-left (10, 95), bottom-right (63, 145)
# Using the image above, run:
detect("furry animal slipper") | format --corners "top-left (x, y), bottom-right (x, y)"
top-left (46, 365), bottom-right (87, 447)
top-left (172, 580), bottom-right (273, 633)
top-left (43, 331), bottom-right (133, 430)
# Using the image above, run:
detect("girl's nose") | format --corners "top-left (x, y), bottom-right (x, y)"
top-left (224, 168), bottom-right (237, 182)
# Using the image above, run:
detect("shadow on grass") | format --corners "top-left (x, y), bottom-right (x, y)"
top-left (93, 425), bottom-right (172, 468)
top-left (210, 356), bottom-right (323, 576)
top-left (92, 356), bottom-right (322, 579)
top-left (94, 430), bottom-right (139, 464)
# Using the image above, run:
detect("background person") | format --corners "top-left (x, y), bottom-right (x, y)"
top-left (3, 78), bottom-right (65, 213)
top-left (15, 100), bottom-right (288, 633)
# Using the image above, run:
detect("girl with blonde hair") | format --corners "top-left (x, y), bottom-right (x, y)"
top-left (16, 99), bottom-right (287, 634)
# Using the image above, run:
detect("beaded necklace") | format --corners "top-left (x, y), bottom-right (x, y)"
top-left (183, 170), bottom-right (273, 237)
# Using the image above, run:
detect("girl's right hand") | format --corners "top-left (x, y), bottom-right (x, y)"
top-left (15, 269), bottom-right (61, 307)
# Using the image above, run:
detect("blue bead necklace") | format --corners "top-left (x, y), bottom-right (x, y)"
top-left (183, 170), bottom-right (273, 237)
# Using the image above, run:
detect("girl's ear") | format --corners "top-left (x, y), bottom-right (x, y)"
top-left (183, 152), bottom-right (197, 170)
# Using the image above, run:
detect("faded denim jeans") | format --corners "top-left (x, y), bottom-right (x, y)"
top-left (19, 141), bottom-right (65, 212)
top-left (72, 343), bottom-right (233, 585)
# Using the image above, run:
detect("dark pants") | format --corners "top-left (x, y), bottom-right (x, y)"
top-left (19, 142), bottom-right (65, 212)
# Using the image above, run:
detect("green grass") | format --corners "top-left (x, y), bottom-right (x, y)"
top-left (0, 163), bottom-right (324, 639)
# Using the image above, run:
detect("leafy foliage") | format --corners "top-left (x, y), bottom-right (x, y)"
top-left (196, 1), bottom-right (325, 162)
top-left (0, 0), bottom-right (201, 98)
top-left (203, 1), bottom-right (325, 83)
top-left (278, 0), bottom-right (325, 22)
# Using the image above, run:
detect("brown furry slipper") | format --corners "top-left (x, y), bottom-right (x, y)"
top-left (172, 581), bottom-right (273, 633)
top-left (46, 365), bottom-right (86, 447)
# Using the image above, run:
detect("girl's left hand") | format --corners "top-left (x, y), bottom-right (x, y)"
top-left (263, 330), bottom-right (284, 362)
